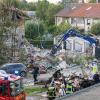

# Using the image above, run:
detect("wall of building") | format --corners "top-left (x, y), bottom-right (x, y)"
top-left (54, 36), bottom-right (95, 55)
top-left (55, 16), bottom-right (100, 32)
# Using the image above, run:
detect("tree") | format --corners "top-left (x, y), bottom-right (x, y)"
top-left (89, 0), bottom-right (100, 3)
top-left (90, 22), bottom-right (100, 35)
top-left (36, 0), bottom-right (63, 34)
top-left (25, 20), bottom-right (45, 40)
top-left (36, 0), bottom-right (49, 21)
top-left (3, 0), bottom-right (19, 7)
top-left (45, 3), bottom-right (63, 26)
top-left (55, 22), bottom-right (71, 35)
top-left (61, 0), bottom-right (81, 6)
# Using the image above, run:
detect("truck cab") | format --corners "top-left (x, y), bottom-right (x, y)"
top-left (0, 74), bottom-right (26, 100)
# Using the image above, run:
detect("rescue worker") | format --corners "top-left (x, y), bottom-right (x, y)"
top-left (32, 64), bottom-right (39, 82)
top-left (93, 72), bottom-right (100, 83)
top-left (58, 84), bottom-right (66, 97)
top-left (66, 82), bottom-right (73, 94)
top-left (47, 86), bottom-right (56, 100)
top-left (91, 59), bottom-right (98, 75)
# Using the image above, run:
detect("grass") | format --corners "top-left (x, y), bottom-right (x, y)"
top-left (24, 87), bottom-right (47, 96)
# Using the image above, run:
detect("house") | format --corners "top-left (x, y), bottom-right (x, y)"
top-left (55, 3), bottom-right (100, 32)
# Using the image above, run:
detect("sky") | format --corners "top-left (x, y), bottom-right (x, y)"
top-left (26, 0), bottom-right (62, 4)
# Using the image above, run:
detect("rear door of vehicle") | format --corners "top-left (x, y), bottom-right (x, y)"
top-left (0, 82), bottom-right (11, 100)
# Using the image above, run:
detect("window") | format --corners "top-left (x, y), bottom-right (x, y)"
top-left (74, 42), bottom-right (82, 52)
top-left (71, 18), bottom-right (76, 24)
top-left (87, 19), bottom-right (91, 25)
top-left (64, 41), bottom-right (71, 50)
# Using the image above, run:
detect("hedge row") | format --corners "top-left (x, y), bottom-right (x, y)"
top-left (30, 40), bottom-right (53, 49)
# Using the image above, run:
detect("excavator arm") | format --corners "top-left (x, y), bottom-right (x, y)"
top-left (50, 28), bottom-right (96, 56)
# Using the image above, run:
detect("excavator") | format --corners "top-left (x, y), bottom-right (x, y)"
top-left (50, 28), bottom-right (99, 58)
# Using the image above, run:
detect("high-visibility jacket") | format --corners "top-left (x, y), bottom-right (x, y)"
top-left (66, 84), bottom-right (73, 94)
top-left (92, 65), bottom-right (98, 74)
top-left (47, 86), bottom-right (56, 97)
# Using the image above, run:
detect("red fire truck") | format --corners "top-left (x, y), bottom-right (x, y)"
top-left (0, 73), bottom-right (26, 100)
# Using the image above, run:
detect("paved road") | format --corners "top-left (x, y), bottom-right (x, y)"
top-left (23, 72), bottom-right (53, 86)
top-left (24, 72), bottom-right (53, 100)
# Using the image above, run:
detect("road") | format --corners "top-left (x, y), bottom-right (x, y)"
top-left (23, 72), bottom-right (53, 100)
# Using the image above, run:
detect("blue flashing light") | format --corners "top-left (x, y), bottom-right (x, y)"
top-left (14, 70), bottom-right (19, 75)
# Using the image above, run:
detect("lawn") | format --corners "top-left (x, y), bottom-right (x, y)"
top-left (24, 86), bottom-right (47, 96)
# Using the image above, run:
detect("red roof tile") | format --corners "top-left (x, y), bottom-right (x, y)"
top-left (56, 3), bottom-right (100, 18)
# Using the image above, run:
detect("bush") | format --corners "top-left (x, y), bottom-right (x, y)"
top-left (30, 40), bottom-right (53, 49)
top-left (90, 22), bottom-right (100, 35)
top-left (25, 20), bottom-right (45, 39)
top-left (55, 22), bottom-right (71, 35)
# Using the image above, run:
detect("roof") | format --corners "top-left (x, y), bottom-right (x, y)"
top-left (55, 3), bottom-right (100, 18)
top-left (55, 3), bottom-right (82, 17)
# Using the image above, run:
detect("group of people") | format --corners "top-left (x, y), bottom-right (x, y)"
top-left (47, 59), bottom-right (100, 100)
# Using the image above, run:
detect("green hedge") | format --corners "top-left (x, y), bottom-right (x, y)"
top-left (30, 40), bottom-right (53, 49)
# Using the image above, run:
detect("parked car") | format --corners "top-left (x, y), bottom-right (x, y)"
top-left (0, 63), bottom-right (27, 77)
top-left (0, 70), bottom-right (7, 75)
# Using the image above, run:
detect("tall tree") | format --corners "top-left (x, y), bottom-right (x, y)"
top-left (46, 3), bottom-right (63, 26)
top-left (36, 0), bottom-right (49, 21)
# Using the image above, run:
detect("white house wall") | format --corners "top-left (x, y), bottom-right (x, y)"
top-left (69, 18), bottom-right (94, 32)
top-left (54, 36), bottom-right (95, 55)
top-left (55, 17), bottom-right (63, 25)
top-left (55, 16), bottom-right (100, 32)
top-left (55, 17), bottom-right (69, 25)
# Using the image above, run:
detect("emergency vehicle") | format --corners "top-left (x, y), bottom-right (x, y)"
top-left (0, 72), bottom-right (26, 100)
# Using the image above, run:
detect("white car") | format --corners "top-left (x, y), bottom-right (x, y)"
top-left (0, 70), bottom-right (7, 75)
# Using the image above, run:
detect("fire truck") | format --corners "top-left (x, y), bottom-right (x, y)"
top-left (0, 72), bottom-right (26, 100)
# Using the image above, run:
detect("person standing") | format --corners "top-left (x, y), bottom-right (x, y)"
top-left (32, 64), bottom-right (39, 82)
top-left (58, 84), bottom-right (66, 97)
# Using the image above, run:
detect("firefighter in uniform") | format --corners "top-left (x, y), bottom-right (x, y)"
top-left (47, 86), bottom-right (56, 100)
top-left (66, 82), bottom-right (73, 94)
top-left (91, 59), bottom-right (98, 75)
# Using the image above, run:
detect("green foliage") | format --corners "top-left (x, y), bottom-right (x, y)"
top-left (30, 39), bottom-right (53, 49)
top-left (3, 0), bottom-right (36, 10)
top-left (3, 0), bottom-right (19, 7)
top-left (55, 22), bottom-right (71, 35)
top-left (90, 22), bottom-right (100, 35)
top-left (45, 3), bottom-right (63, 26)
top-left (36, 0), bottom-right (49, 21)
top-left (61, 0), bottom-right (80, 6)
top-left (25, 20), bottom-right (45, 39)
top-left (47, 25), bottom-right (57, 34)
top-left (24, 87), bottom-right (47, 96)
top-left (36, 0), bottom-right (63, 29)
top-left (89, 0), bottom-right (96, 3)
